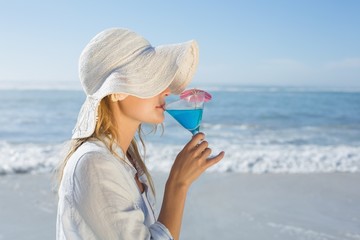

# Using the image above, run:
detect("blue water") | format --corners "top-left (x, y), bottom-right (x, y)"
top-left (166, 109), bottom-right (203, 135)
top-left (205, 89), bottom-right (360, 145)
top-left (0, 86), bottom-right (359, 174)
top-left (0, 90), bottom-right (83, 143)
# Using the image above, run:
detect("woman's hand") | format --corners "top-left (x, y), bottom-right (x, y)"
top-left (159, 132), bottom-right (224, 239)
top-left (168, 132), bottom-right (225, 189)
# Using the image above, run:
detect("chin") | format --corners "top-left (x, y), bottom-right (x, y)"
top-left (156, 116), bottom-right (165, 124)
top-left (154, 119), bottom-right (164, 124)
top-left (148, 117), bottom-right (164, 124)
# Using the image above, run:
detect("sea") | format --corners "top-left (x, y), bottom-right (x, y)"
top-left (1, 85), bottom-right (359, 175)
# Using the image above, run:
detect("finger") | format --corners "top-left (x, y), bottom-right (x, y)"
top-left (186, 132), bottom-right (205, 149)
top-left (204, 151), bottom-right (225, 167)
top-left (194, 140), bottom-right (209, 155)
top-left (200, 147), bottom-right (212, 159)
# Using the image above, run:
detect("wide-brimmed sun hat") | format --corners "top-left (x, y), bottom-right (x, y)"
top-left (72, 28), bottom-right (199, 139)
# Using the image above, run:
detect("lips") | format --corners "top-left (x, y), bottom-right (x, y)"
top-left (156, 104), bottom-right (165, 110)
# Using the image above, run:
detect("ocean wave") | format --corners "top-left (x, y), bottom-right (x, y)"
top-left (0, 141), bottom-right (64, 175)
top-left (146, 143), bottom-right (360, 173)
top-left (1, 141), bottom-right (359, 175)
top-left (201, 123), bottom-right (258, 131)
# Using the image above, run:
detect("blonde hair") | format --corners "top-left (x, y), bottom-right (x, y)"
top-left (56, 95), bottom-right (156, 195)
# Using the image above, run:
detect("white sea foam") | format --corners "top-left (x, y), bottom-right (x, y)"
top-left (2, 140), bottom-right (358, 175)
top-left (0, 141), bottom-right (64, 175)
top-left (146, 142), bottom-right (360, 173)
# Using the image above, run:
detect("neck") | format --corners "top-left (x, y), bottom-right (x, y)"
top-left (117, 122), bottom-right (139, 154)
top-left (109, 102), bottom-right (140, 154)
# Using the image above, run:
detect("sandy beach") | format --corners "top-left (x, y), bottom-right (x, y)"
top-left (0, 172), bottom-right (359, 240)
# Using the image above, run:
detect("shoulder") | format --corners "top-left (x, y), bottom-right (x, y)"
top-left (61, 139), bottom-right (130, 184)
top-left (74, 140), bottom-right (125, 176)
top-left (72, 141), bottom-right (138, 199)
top-left (62, 139), bottom-right (136, 189)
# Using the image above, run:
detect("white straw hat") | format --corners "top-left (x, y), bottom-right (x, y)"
top-left (72, 28), bottom-right (199, 139)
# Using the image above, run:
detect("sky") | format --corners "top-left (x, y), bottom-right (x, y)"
top-left (0, 0), bottom-right (359, 89)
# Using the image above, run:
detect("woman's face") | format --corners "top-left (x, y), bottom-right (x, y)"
top-left (117, 88), bottom-right (171, 125)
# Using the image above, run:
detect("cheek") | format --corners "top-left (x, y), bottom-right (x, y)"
top-left (130, 103), bottom-right (165, 123)
top-left (146, 106), bottom-right (165, 124)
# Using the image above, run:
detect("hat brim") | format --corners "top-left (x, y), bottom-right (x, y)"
top-left (72, 40), bottom-right (199, 139)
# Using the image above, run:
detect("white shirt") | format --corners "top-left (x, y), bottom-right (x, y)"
top-left (56, 139), bottom-right (173, 240)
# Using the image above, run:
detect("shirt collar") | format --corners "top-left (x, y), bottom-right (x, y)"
top-left (97, 136), bottom-right (138, 177)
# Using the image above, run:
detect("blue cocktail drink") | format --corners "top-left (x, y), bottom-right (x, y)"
top-left (166, 109), bottom-right (203, 135)
top-left (165, 89), bottom-right (211, 135)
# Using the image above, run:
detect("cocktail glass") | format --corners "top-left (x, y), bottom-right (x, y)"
top-left (165, 89), bottom-right (210, 135)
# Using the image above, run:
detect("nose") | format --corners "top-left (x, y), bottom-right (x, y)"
top-left (162, 87), bottom-right (171, 97)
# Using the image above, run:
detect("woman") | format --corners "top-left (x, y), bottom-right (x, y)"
top-left (56, 28), bottom-right (225, 240)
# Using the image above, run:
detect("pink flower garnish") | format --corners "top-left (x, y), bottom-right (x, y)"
top-left (180, 89), bottom-right (212, 102)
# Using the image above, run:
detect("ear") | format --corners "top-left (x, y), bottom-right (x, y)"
top-left (110, 93), bottom-right (128, 102)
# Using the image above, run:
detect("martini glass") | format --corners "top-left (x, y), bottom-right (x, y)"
top-left (165, 90), bottom-right (209, 135)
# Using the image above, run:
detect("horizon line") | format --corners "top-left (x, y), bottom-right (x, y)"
top-left (1, 81), bottom-right (360, 93)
